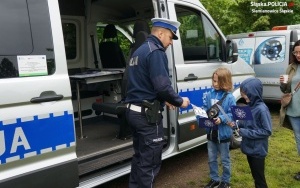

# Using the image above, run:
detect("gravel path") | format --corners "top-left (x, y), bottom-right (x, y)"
top-left (99, 144), bottom-right (209, 188)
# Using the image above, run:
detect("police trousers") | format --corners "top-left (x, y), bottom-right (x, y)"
top-left (126, 108), bottom-right (164, 188)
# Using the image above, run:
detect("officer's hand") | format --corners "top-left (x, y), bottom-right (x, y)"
top-left (181, 97), bottom-right (190, 108)
top-left (165, 102), bottom-right (175, 110)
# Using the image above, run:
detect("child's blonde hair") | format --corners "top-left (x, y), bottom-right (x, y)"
top-left (212, 67), bottom-right (233, 91)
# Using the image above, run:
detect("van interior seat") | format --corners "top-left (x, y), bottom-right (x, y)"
top-left (130, 20), bottom-right (150, 56)
top-left (99, 24), bottom-right (126, 68)
top-left (92, 21), bottom-right (150, 140)
top-left (92, 78), bottom-right (129, 139)
top-left (131, 31), bottom-right (149, 55)
top-left (133, 20), bottom-right (150, 38)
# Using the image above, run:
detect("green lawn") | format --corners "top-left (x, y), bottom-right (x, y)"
top-left (230, 109), bottom-right (300, 188)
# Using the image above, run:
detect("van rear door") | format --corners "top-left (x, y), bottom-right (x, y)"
top-left (251, 30), bottom-right (290, 101)
top-left (229, 30), bottom-right (296, 101)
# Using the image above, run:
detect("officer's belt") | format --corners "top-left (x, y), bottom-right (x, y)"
top-left (127, 104), bottom-right (161, 113)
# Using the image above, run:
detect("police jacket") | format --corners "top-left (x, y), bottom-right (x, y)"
top-left (125, 34), bottom-right (183, 106)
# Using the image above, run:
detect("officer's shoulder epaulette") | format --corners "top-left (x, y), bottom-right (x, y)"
top-left (147, 41), bottom-right (164, 52)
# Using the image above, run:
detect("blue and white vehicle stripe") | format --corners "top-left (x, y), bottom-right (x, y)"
top-left (179, 82), bottom-right (241, 114)
top-left (0, 110), bottom-right (75, 165)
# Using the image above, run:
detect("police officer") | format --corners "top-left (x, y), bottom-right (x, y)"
top-left (125, 18), bottom-right (190, 188)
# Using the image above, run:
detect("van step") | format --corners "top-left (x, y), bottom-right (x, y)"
top-left (78, 148), bottom-right (134, 176)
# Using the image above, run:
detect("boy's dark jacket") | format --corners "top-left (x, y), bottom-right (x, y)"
top-left (239, 78), bottom-right (272, 158)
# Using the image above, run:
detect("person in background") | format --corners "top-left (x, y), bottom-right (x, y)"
top-left (125, 17), bottom-right (190, 188)
top-left (235, 77), bottom-right (272, 188)
top-left (199, 67), bottom-right (236, 188)
top-left (279, 40), bottom-right (300, 181)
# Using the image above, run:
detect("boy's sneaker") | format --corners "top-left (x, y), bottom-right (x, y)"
top-left (217, 181), bottom-right (231, 188)
top-left (204, 179), bottom-right (220, 188)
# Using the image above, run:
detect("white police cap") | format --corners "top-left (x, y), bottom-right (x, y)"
top-left (151, 18), bottom-right (181, 40)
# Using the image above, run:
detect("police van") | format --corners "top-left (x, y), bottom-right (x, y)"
top-left (227, 28), bottom-right (300, 103)
top-left (0, 0), bottom-right (254, 187)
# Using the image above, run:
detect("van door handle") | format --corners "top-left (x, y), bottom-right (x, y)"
top-left (30, 91), bottom-right (64, 103)
top-left (184, 73), bottom-right (198, 81)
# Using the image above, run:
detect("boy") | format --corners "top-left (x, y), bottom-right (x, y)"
top-left (236, 77), bottom-right (272, 188)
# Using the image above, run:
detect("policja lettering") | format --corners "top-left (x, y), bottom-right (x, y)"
top-left (129, 56), bottom-right (138, 66)
top-left (250, 1), bottom-right (287, 7)
top-left (0, 127), bottom-right (31, 157)
top-left (152, 137), bottom-right (163, 143)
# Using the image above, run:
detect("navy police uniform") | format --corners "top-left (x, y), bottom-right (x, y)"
top-left (125, 18), bottom-right (183, 188)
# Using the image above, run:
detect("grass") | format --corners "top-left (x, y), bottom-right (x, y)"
top-left (230, 108), bottom-right (300, 188)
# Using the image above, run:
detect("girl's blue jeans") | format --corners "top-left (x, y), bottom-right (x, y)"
top-left (207, 140), bottom-right (231, 183)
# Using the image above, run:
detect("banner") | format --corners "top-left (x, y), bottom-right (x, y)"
top-left (197, 117), bottom-right (216, 128)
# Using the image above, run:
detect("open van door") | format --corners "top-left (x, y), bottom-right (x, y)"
top-left (163, 1), bottom-right (254, 152)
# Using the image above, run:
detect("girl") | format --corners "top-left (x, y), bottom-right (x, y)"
top-left (199, 67), bottom-right (236, 188)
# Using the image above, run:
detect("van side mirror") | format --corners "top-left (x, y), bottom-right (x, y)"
top-left (226, 40), bottom-right (238, 63)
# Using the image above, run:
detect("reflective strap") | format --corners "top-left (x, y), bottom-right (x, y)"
top-left (127, 104), bottom-right (143, 113)
top-left (127, 104), bottom-right (161, 113)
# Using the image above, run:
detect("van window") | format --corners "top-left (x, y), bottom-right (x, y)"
top-left (0, 0), bottom-right (55, 78)
top-left (175, 5), bottom-right (221, 62)
top-left (0, 0), bottom-right (32, 55)
top-left (63, 23), bottom-right (77, 60)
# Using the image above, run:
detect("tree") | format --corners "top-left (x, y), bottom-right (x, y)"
top-left (201, 0), bottom-right (300, 35)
